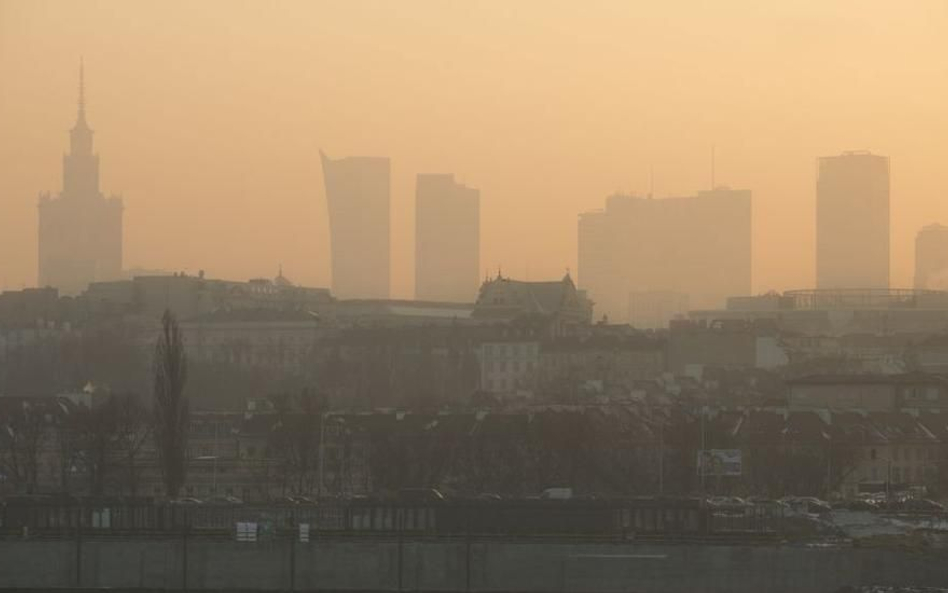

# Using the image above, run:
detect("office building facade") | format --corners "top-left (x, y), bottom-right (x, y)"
top-left (320, 151), bottom-right (391, 299)
top-left (414, 174), bottom-right (479, 302)
top-left (816, 152), bottom-right (890, 289)
top-left (915, 223), bottom-right (948, 290)
top-left (578, 188), bottom-right (752, 323)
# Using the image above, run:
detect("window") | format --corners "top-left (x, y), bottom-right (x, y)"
top-left (870, 448), bottom-right (877, 461)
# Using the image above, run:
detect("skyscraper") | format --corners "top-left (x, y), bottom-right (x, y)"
top-left (415, 174), bottom-right (479, 302)
top-left (578, 188), bottom-right (752, 323)
top-left (320, 151), bottom-right (391, 299)
top-left (915, 223), bottom-right (948, 290)
top-left (37, 62), bottom-right (123, 296)
top-left (816, 151), bottom-right (890, 290)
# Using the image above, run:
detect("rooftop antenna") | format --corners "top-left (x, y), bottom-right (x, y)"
top-left (79, 57), bottom-right (85, 111)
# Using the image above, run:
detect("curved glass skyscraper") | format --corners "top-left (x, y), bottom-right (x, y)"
top-left (320, 151), bottom-right (391, 299)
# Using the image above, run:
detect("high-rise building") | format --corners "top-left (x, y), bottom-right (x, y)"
top-left (320, 151), bottom-right (391, 299)
top-left (37, 63), bottom-right (123, 296)
top-left (816, 151), bottom-right (890, 289)
top-left (915, 223), bottom-right (948, 290)
top-left (578, 188), bottom-right (752, 323)
top-left (415, 174), bottom-right (479, 302)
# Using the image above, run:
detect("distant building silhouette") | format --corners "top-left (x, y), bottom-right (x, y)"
top-left (578, 188), bottom-right (752, 323)
top-left (816, 151), bottom-right (890, 289)
top-left (37, 62), bottom-right (123, 295)
top-left (415, 174), bottom-right (479, 302)
top-left (628, 290), bottom-right (690, 330)
top-left (473, 272), bottom-right (592, 334)
top-left (320, 151), bottom-right (391, 299)
top-left (915, 223), bottom-right (948, 290)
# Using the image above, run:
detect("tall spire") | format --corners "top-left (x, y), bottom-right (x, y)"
top-left (75, 57), bottom-right (89, 129)
top-left (65, 57), bottom-right (97, 193)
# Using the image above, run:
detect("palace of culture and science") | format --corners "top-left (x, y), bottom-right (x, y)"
top-left (37, 63), bottom-right (123, 296)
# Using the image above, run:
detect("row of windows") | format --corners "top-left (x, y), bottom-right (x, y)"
top-left (484, 360), bottom-right (535, 373)
top-left (619, 508), bottom-right (700, 532)
top-left (867, 446), bottom-right (940, 462)
top-left (865, 465), bottom-right (934, 483)
top-left (484, 377), bottom-right (533, 392)
top-left (482, 343), bottom-right (538, 357)
top-left (184, 485), bottom-right (239, 497)
top-left (350, 507), bottom-right (434, 531)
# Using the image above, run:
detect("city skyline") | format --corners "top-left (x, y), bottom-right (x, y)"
top-left (1, 1), bottom-right (947, 298)
top-left (5, 64), bottom-right (943, 315)
top-left (5, 6), bottom-right (948, 587)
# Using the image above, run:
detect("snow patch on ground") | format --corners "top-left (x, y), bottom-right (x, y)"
top-left (829, 510), bottom-right (948, 539)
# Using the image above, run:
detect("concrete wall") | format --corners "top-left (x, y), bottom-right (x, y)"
top-left (0, 535), bottom-right (946, 593)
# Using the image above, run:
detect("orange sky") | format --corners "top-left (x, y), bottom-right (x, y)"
top-left (1, 0), bottom-right (947, 297)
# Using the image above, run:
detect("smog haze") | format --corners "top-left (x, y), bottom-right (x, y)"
top-left (1, 0), bottom-right (947, 295)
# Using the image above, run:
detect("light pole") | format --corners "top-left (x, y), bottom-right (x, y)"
top-left (699, 406), bottom-right (707, 494)
top-left (317, 411), bottom-right (327, 501)
top-left (213, 420), bottom-right (219, 495)
top-left (658, 414), bottom-right (665, 496)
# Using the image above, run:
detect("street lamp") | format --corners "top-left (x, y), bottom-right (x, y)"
top-left (318, 411), bottom-right (327, 501)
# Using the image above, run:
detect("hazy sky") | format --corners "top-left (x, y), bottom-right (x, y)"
top-left (1, 0), bottom-right (947, 297)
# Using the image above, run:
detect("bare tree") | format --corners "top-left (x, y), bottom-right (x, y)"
top-left (0, 399), bottom-right (50, 494)
top-left (114, 394), bottom-right (150, 497)
top-left (153, 310), bottom-right (189, 498)
top-left (75, 397), bottom-right (121, 496)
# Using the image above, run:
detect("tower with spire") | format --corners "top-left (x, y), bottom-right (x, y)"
top-left (37, 61), bottom-right (124, 295)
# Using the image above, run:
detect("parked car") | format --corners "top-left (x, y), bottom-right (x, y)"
top-left (169, 497), bottom-right (203, 505)
top-left (832, 499), bottom-right (877, 512)
top-left (781, 496), bottom-right (831, 515)
top-left (396, 488), bottom-right (445, 503)
top-left (540, 488), bottom-right (573, 500)
top-left (707, 496), bottom-right (749, 508)
top-left (205, 495), bottom-right (243, 505)
top-left (899, 498), bottom-right (945, 513)
top-left (475, 493), bottom-right (503, 501)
